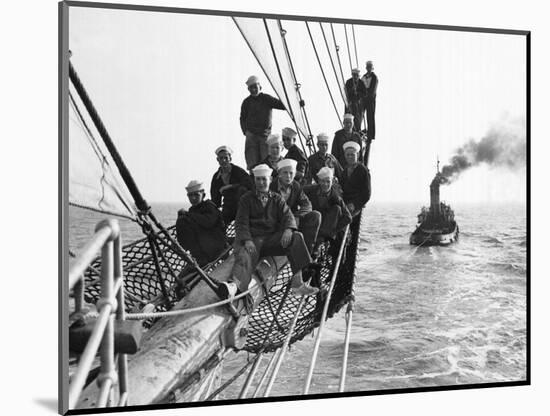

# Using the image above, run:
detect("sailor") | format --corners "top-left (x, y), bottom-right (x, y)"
top-left (256, 133), bottom-right (284, 178)
top-left (340, 141), bottom-right (371, 217)
top-left (240, 75), bottom-right (286, 170)
top-left (304, 167), bottom-right (351, 243)
top-left (281, 127), bottom-right (308, 184)
top-left (270, 158), bottom-right (321, 253)
top-left (176, 180), bottom-right (228, 266)
top-left (210, 145), bottom-right (253, 224)
top-left (307, 132), bottom-right (343, 184)
top-left (344, 68), bottom-right (367, 132)
top-left (361, 60), bottom-right (378, 141)
top-left (219, 163), bottom-right (319, 304)
top-left (332, 113), bottom-right (363, 168)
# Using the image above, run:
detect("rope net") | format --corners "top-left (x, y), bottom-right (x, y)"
top-left (82, 213), bottom-right (361, 352)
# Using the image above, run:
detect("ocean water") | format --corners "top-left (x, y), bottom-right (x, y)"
top-left (68, 201), bottom-right (527, 397)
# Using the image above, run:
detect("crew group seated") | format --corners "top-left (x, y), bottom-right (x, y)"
top-left (175, 75), bottom-right (372, 311)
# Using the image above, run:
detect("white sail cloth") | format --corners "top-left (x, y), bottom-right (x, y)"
top-left (68, 82), bottom-right (137, 220)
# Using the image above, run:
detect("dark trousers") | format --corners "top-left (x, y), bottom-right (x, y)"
top-left (295, 211), bottom-right (321, 253)
top-left (318, 205), bottom-right (347, 239)
top-left (364, 97), bottom-right (376, 140)
top-left (245, 130), bottom-right (269, 170)
top-left (345, 100), bottom-right (364, 132)
top-left (231, 231), bottom-right (312, 292)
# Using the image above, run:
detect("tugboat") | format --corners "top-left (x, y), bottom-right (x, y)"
top-left (410, 161), bottom-right (459, 246)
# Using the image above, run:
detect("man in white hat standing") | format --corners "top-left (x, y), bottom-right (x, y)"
top-left (361, 60), bottom-right (378, 141)
top-left (341, 141), bottom-right (371, 216)
top-left (344, 68), bottom-right (367, 131)
top-left (257, 133), bottom-right (284, 178)
top-left (332, 113), bottom-right (363, 168)
top-left (281, 127), bottom-right (308, 184)
top-left (240, 75), bottom-right (286, 170)
top-left (270, 158), bottom-right (321, 254)
top-left (219, 163), bottom-right (319, 303)
top-left (176, 180), bottom-right (227, 266)
top-left (304, 167), bottom-right (351, 242)
top-left (307, 132), bottom-right (343, 184)
top-left (210, 145), bottom-right (253, 224)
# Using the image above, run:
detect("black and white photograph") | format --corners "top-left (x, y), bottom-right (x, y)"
top-left (58, 0), bottom-right (530, 414)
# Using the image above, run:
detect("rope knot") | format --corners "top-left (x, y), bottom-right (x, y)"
top-left (96, 296), bottom-right (118, 313)
top-left (96, 370), bottom-right (118, 387)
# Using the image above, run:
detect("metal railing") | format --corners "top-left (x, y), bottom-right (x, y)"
top-left (68, 219), bottom-right (128, 409)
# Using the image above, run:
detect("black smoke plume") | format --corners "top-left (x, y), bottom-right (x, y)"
top-left (439, 117), bottom-right (526, 185)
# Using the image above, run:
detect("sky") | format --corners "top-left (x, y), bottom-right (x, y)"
top-left (68, 6), bottom-right (527, 206)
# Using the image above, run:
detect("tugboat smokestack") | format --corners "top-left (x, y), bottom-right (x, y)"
top-left (430, 175), bottom-right (441, 215)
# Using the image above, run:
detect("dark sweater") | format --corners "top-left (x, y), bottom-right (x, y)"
top-left (269, 180), bottom-right (312, 216)
top-left (210, 163), bottom-right (253, 221)
top-left (331, 129), bottom-right (363, 168)
top-left (234, 191), bottom-right (296, 244)
top-left (240, 93), bottom-right (285, 136)
top-left (345, 77), bottom-right (367, 103)
top-left (341, 163), bottom-right (371, 210)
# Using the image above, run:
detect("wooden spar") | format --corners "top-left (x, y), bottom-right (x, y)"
top-left (76, 255), bottom-right (288, 408)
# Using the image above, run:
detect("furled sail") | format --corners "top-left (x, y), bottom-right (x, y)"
top-left (68, 80), bottom-right (137, 220)
top-left (233, 17), bottom-right (310, 141)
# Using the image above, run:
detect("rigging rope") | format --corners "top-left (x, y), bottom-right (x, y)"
top-left (331, 23), bottom-right (347, 93)
top-left (277, 20), bottom-right (316, 155)
top-left (319, 22), bottom-right (347, 108)
top-left (352, 25), bottom-right (359, 68)
top-left (344, 24), bottom-right (354, 74)
top-left (263, 19), bottom-right (304, 151)
top-left (305, 22), bottom-right (342, 128)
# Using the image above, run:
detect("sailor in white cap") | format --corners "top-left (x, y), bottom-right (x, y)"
top-left (210, 145), bottom-right (253, 224)
top-left (175, 180), bottom-right (227, 267)
top-left (240, 75), bottom-right (286, 170)
top-left (255, 133), bottom-right (284, 177)
top-left (270, 158), bottom-right (321, 255)
top-left (345, 66), bottom-right (367, 131)
top-left (219, 162), bottom-right (320, 302)
top-left (304, 167), bottom-right (352, 245)
top-left (332, 114), bottom-right (363, 168)
top-left (361, 60), bottom-right (378, 140)
top-left (341, 141), bottom-right (371, 216)
top-left (281, 127), bottom-right (308, 184)
top-left (307, 132), bottom-right (343, 184)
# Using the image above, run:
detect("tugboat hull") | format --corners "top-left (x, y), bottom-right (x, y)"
top-left (409, 224), bottom-right (459, 246)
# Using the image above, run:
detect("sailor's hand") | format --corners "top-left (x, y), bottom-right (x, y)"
top-left (281, 229), bottom-right (293, 248)
top-left (244, 240), bottom-right (256, 255)
top-left (346, 203), bottom-right (355, 213)
top-left (220, 185), bottom-right (233, 194)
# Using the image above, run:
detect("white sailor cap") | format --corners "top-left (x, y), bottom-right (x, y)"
top-left (215, 145), bottom-right (233, 156)
top-left (282, 127), bottom-right (297, 138)
top-left (186, 180), bottom-right (204, 193)
top-left (252, 163), bottom-right (273, 178)
top-left (317, 167), bottom-right (334, 179)
top-left (343, 141), bottom-right (361, 153)
top-left (316, 132), bottom-right (329, 143)
top-left (343, 113), bottom-right (354, 121)
top-left (246, 75), bottom-right (260, 86)
top-left (277, 158), bottom-right (297, 171)
top-left (266, 133), bottom-right (282, 146)
top-left (351, 68), bottom-right (360, 74)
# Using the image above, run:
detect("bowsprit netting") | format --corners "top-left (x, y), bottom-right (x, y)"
top-left (82, 213), bottom-right (361, 352)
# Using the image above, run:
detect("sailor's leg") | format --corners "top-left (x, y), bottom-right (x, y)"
top-left (245, 131), bottom-right (262, 170)
top-left (297, 211), bottom-right (321, 253)
top-left (176, 216), bottom-right (208, 265)
top-left (318, 205), bottom-right (341, 240)
top-left (286, 231), bottom-right (312, 274)
top-left (365, 97), bottom-right (376, 140)
top-left (230, 238), bottom-right (262, 293)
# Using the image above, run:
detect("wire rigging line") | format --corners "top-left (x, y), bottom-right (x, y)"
top-left (331, 23), bottom-right (347, 90)
top-left (344, 24), bottom-right (354, 74)
top-left (277, 20), bottom-right (316, 155)
top-left (263, 18), bottom-right (304, 152)
top-left (305, 21), bottom-right (343, 128)
top-left (352, 25), bottom-right (359, 68)
top-left (319, 22), bottom-right (347, 108)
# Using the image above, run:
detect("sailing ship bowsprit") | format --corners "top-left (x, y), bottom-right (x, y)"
top-left (66, 13), bottom-right (371, 410)
top-left (410, 164), bottom-right (459, 246)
